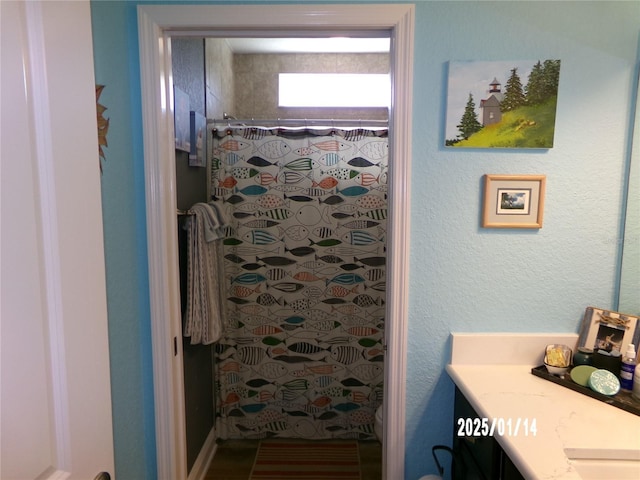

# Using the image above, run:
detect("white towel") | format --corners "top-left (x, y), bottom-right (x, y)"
top-left (183, 203), bottom-right (228, 344)
top-left (200, 202), bottom-right (231, 242)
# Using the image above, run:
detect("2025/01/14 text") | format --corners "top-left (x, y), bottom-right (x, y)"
top-left (456, 417), bottom-right (537, 437)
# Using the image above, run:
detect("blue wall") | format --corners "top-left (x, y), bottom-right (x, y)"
top-left (91, 2), bottom-right (156, 479)
top-left (406, 2), bottom-right (638, 478)
top-left (90, 1), bottom-right (640, 479)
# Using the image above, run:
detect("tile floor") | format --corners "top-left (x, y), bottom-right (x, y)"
top-left (203, 439), bottom-right (382, 480)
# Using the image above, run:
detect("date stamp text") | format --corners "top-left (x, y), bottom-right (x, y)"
top-left (456, 417), bottom-right (537, 437)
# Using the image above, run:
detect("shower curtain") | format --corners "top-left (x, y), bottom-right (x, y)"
top-left (210, 124), bottom-right (388, 440)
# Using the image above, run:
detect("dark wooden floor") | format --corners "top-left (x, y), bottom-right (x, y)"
top-left (203, 439), bottom-right (382, 480)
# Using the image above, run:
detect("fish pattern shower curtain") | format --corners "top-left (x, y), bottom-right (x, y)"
top-left (210, 126), bottom-right (387, 440)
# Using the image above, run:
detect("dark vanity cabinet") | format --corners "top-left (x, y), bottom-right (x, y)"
top-left (452, 387), bottom-right (525, 480)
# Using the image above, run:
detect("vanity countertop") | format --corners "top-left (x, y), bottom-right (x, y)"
top-left (446, 333), bottom-right (640, 479)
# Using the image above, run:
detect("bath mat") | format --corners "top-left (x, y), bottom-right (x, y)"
top-left (249, 440), bottom-right (361, 479)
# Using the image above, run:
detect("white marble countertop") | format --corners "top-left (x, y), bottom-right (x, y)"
top-left (446, 333), bottom-right (640, 479)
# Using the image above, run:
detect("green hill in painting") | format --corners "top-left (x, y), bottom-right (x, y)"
top-left (454, 96), bottom-right (558, 148)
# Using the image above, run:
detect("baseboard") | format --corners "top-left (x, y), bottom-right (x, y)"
top-left (187, 427), bottom-right (217, 480)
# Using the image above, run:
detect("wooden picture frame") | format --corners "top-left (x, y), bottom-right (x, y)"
top-left (578, 306), bottom-right (640, 356)
top-left (482, 174), bottom-right (546, 228)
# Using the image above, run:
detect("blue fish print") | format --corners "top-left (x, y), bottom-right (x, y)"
top-left (336, 185), bottom-right (369, 197)
top-left (326, 273), bottom-right (366, 286)
top-left (341, 230), bottom-right (379, 245)
top-left (243, 230), bottom-right (280, 245)
top-left (319, 153), bottom-right (342, 167)
top-left (231, 273), bottom-right (267, 284)
top-left (236, 185), bottom-right (268, 196)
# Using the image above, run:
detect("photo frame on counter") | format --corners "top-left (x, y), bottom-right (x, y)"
top-left (482, 174), bottom-right (546, 228)
top-left (578, 306), bottom-right (640, 356)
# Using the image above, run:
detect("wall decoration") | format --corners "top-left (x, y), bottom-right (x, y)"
top-left (578, 306), bottom-right (640, 357)
top-left (446, 60), bottom-right (561, 148)
top-left (96, 85), bottom-right (109, 172)
top-left (174, 86), bottom-right (190, 152)
top-left (189, 111), bottom-right (206, 167)
top-left (482, 174), bottom-right (546, 228)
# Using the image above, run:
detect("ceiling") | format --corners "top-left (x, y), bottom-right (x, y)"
top-left (225, 37), bottom-right (390, 54)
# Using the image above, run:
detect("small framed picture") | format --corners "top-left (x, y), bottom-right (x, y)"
top-left (482, 174), bottom-right (546, 228)
top-left (189, 111), bottom-right (206, 167)
top-left (174, 86), bottom-right (190, 152)
top-left (578, 306), bottom-right (640, 355)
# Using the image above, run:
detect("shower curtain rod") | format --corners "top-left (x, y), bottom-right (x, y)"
top-left (208, 118), bottom-right (388, 128)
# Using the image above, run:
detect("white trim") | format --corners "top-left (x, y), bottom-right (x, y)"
top-left (35, 467), bottom-right (71, 480)
top-left (384, 5), bottom-right (413, 477)
top-left (138, 5), bottom-right (413, 480)
top-left (138, 8), bottom-right (188, 480)
top-left (186, 428), bottom-right (217, 480)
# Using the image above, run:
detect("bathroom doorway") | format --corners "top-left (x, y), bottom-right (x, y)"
top-left (137, 5), bottom-right (414, 479)
top-left (174, 32), bottom-right (390, 454)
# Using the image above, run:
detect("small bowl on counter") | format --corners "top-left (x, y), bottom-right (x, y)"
top-left (544, 362), bottom-right (569, 376)
top-left (544, 344), bottom-right (572, 376)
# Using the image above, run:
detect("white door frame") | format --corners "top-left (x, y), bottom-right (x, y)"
top-left (137, 5), bottom-right (413, 479)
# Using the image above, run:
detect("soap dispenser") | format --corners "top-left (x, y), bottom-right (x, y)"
top-left (619, 343), bottom-right (637, 391)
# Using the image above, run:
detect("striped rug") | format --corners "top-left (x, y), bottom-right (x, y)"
top-left (249, 440), bottom-right (361, 480)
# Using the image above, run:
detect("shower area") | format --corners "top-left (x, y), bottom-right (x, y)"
top-left (210, 123), bottom-right (387, 440)
top-left (172, 36), bottom-right (390, 472)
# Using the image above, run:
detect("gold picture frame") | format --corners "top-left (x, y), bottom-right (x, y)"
top-left (482, 174), bottom-right (546, 228)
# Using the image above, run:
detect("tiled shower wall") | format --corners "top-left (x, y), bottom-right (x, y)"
top-left (205, 38), bottom-right (236, 120)
top-left (233, 52), bottom-right (389, 120)
top-left (204, 44), bottom-right (390, 121)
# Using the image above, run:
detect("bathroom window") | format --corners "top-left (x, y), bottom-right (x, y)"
top-left (278, 73), bottom-right (390, 107)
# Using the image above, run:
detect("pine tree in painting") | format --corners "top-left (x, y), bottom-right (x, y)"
top-left (541, 59), bottom-right (561, 98)
top-left (525, 60), bottom-right (561, 106)
top-left (525, 61), bottom-right (546, 106)
top-left (501, 67), bottom-right (526, 112)
top-left (457, 93), bottom-right (483, 139)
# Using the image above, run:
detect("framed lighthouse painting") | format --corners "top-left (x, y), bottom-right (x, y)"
top-left (445, 60), bottom-right (561, 148)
